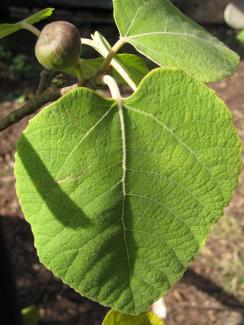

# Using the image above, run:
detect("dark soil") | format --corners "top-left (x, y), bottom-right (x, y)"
top-left (1, 216), bottom-right (108, 325)
top-left (0, 21), bottom-right (244, 324)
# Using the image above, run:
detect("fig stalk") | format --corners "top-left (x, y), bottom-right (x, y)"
top-left (73, 61), bottom-right (85, 85)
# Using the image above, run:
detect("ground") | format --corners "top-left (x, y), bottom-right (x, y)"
top-left (0, 23), bottom-right (243, 325)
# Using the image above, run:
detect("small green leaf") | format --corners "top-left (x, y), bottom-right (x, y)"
top-left (0, 8), bottom-right (54, 39)
top-left (236, 30), bottom-right (244, 47)
top-left (15, 68), bottom-right (241, 315)
top-left (113, 0), bottom-right (239, 82)
top-left (80, 54), bottom-right (149, 85)
top-left (113, 54), bottom-right (149, 85)
top-left (21, 305), bottom-right (38, 325)
top-left (102, 310), bottom-right (165, 325)
top-left (23, 8), bottom-right (54, 25)
top-left (0, 24), bottom-right (20, 39)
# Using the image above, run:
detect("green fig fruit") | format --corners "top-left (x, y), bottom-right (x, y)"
top-left (35, 21), bottom-right (81, 70)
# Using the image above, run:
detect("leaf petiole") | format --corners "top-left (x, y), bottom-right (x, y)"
top-left (81, 37), bottom-right (95, 48)
top-left (98, 37), bottom-right (126, 73)
top-left (81, 35), bottom-right (137, 91)
top-left (20, 23), bottom-right (41, 37)
top-left (74, 61), bottom-right (85, 85)
top-left (102, 75), bottom-right (122, 100)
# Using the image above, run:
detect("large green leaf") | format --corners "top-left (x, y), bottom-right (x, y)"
top-left (102, 310), bottom-right (165, 324)
top-left (15, 68), bottom-right (241, 315)
top-left (0, 8), bottom-right (54, 39)
top-left (113, 0), bottom-right (239, 82)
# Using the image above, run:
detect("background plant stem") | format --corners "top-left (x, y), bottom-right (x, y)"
top-left (0, 75), bottom-right (67, 132)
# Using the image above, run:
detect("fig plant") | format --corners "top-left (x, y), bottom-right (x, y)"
top-left (0, 1), bottom-right (241, 324)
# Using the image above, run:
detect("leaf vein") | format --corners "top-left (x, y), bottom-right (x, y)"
top-left (127, 168), bottom-right (212, 214)
top-left (128, 31), bottom-right (227, 51)
top-left (127, 193), bottom-right (199, 248)
top-left (125, 105), bottom-right (224, 203)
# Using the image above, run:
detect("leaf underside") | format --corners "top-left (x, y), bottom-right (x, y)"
top-left (0, 8), bottom-right (54, 39)
top-left (15, 68), bottom-right (241, 315)
top-left (102, 309), bottom-right (165, 325)
top-left (113, 0), bottom-right (239, 82)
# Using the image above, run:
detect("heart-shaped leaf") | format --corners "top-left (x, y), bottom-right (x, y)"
top-left (15, 68), bottom-right (241, 315)
top-left (0, 8), bottom-right (54, 39)
top-left (113, 0), bottom-right (239, 82)
top-left (102, 310), bottom-right (165, 325)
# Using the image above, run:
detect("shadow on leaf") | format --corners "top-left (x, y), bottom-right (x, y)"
top-left (17, 134), bottom-right (92, 228)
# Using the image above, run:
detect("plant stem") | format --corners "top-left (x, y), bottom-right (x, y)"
top-left (81, 37), bottom-right (137, 91)
top-left (20, 23), bottom-right (41, 37)
top-left (36, 69), bottom-right (55, 95)
top-left (0, 76), bottom-right (67, 132)
top-left (98, 38), bottom-right (125, 74)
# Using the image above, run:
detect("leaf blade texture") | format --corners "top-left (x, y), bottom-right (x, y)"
top-left (15, 68), bottom-right (241, 315)
top-left (113, 0), bottom-right (239, 82)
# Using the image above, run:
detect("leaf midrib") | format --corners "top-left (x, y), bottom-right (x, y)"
top-left (117, 99), bottom-right (134, 308)
top-left (126, 31), bottom-right (228, 52)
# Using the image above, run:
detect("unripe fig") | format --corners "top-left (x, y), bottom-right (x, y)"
top-left (35, 21), bottom-right (81, 70)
